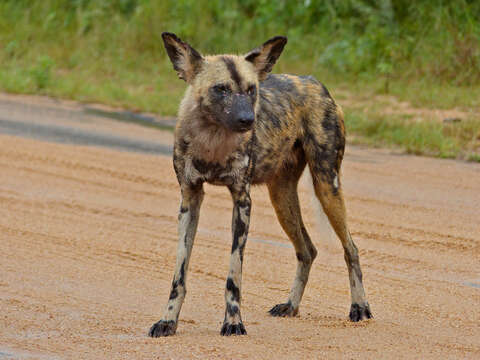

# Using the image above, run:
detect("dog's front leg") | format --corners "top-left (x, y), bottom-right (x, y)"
top-left (221, 185), bottom-right (251, 336)
top-left (149, 183), bottom-right (204, 337)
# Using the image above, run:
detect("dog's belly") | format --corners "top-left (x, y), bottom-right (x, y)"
top-left (250, 133), bottom-right (301, 185)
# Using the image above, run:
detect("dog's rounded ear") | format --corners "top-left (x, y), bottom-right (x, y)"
top-left (244, 36), bottom-right (287, 81)
top-left (162, 32), bottom-right (204, 83)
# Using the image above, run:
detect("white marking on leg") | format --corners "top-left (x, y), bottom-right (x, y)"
top-left (163, 210), bottom-right (190, 321)
top-left (289, 263), bottom-right (309, 308)
top-left (242, 155), bottom-right (249, 167)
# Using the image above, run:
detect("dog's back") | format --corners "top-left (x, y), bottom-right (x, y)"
top-left (253, 73), bottom-right (345, 188)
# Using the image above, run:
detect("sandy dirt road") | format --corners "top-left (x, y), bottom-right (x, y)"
top-left (0, 95), bottom-right (479, 359)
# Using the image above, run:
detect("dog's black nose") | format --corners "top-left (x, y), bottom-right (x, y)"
top-left (237, 111), bottom-right (254, 127)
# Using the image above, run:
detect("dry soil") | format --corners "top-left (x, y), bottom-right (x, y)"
top-left (0, 96), bottom-right (479, 359)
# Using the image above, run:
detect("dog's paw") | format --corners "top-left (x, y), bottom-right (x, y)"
top-left (148, 320), bottom-right (177, 337)
top-left (268, 302), bottom-right (298, 317)
top-left (220, 322), bottom-right (247, 336)
top-left (349, 303), bottom-right (373, 322)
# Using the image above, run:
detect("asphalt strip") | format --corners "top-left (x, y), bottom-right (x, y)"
top-left (0, 117), bottom-right (172, 156)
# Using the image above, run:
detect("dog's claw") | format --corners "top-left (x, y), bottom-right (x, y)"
top-left (220, 322), bottom-right (247, 336)
top-left (349, 303), bottom-right (373, 322)
top-left (268, 302), bottom-right (297, 317)
top-left (148, 320), bottom-right (177, 337)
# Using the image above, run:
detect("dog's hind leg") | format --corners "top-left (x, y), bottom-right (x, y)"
top-left (149, 183), bottom-right (204, 337)
top-left (267, 155), bottom-right (317, 317)
top-left (310, 176), bottom-right (371, 320)
top-left (303, 106), bottom-right (372, 321)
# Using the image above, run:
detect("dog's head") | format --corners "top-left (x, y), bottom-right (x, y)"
top-left (162, 32), bottom-right (287, 132)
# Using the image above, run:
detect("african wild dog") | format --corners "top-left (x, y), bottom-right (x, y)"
top-left (148, 32), bottom-right (372, 337)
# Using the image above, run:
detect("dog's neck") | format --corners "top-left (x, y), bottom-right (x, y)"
top-left (190, 121), bottom-right (251, 164)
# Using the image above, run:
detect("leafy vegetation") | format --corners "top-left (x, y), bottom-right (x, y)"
top-left (345, 110), bottom-right (480, 160)
top-left (0, 0), bottom-right (479, 160)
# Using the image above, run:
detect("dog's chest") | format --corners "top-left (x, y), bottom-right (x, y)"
top-left (185, 155), bottom-right (250, 186)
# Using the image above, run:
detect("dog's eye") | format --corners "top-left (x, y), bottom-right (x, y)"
top-left (213, 84), bottom-right (229, 95)
top-left (247, 85), bottom-right (256, 96)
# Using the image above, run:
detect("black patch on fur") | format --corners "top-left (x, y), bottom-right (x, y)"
top-left (226, 278), bottom-right (240, 302)
top-left (237, 196), bottom-right (251, 215)
top-left (236, 198), bottom-right (249, 208)
top-left (245, 139), bottom-right (258, 184)
top-left (169, 286), bottom-right (178, 300)
top-left (271, 91), bottom-right (289, 116)
top-left (244, 135), bottom-right (257, 184)
top-left (232, 214), bottom-right (246, 253)
top-left (263, 74), bottom-right (298, 97)
top-left (180, 206), bottom-right (188, 213)
top-left (323, 103), bottom-right (345, 168)
top-left (179, 138), bottom-right (189, 153)
top-left (321, 103), bottom-right (337, 134)
top-left (232, 199), bottom-right (250, 263)
top-left (222, 57), bottom-right (243, 89)
top-left (169, 262), bottom-right (185, 301)
top-left (302, 104), bottom-right (344, 195)
top-left (226, 303), bottom-right (239, 316)
top-left (179, 260), bottom-right (185, 286)
top-left (259, 96), bottom-right (281, 128)
top-left (163, 41), bottom-right (182, 73)
top-left (192, 157), bottom-right (236, 182)
top-left (239, 241), bottom-right (247, 263)
top-left (248, 84), bottom-right (257, 105)
top-left (192, 158), bottom-right (210, 174)
top-left (296, 252), bottom-right (305, 262)
top-left (263, 74), bottom-right (307, 105)
top-left (254, 144), bottom-right (274, 177)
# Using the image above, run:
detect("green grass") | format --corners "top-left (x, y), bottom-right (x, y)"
top-left (0, 0), bottom-right (479, 161)
top-left (344, 109), bottom-right (480, 161)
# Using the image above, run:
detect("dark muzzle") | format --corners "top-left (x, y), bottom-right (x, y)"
top-left (231, 94), bottom-right (254, 132)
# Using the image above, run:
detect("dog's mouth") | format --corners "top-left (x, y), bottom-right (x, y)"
top-left (230, 117), bottom-right (255, 133)
top-left (234, 124), bottom-right (254, 133)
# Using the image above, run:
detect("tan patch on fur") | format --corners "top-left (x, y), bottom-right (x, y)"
top-left (189, 124), bottom-right (250, 164)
